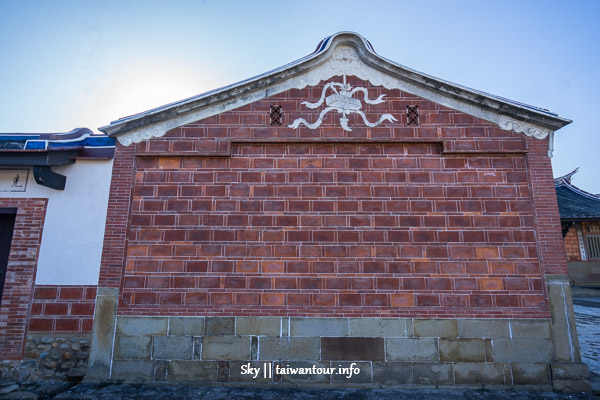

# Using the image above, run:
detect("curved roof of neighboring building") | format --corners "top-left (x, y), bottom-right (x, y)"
top-left (0, 127), bottom-right (115, 190)
top-left (0, 127), bottom-right (115, 158)
top-left (555, 168), bottom-right (600, 221)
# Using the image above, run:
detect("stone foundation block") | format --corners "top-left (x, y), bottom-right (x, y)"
top-left (205, 317), bottom-right (235, 335)
top-left (116, 317), bottom-right (167, 336)
top-left (413, 362), bottom-right (453, 385)
top-left (551, 363), bottom-right (590, 380)
top-left (111, 360), bottom-right (154, 381)
top-left (439, 338), bottom-right (485, 362)
top-left (457, 319), bottom-right (509, 338)
top-left (547, 279), bottom-right (582, 363)
top-left (414, 319), bottom-right (457, 338)
top-left (553, 379), bottom-right (592, 393)
top-left (493, 339), bottom-right (554, 363)
top-left (168, 317), bottom-right (204, 336)
top-left (114, 335), bottom-right (151, 359)
top-left (511, 362), bottom-right (550, 385)
top-left (152, 335), bottom-right (193, 360)
top-left (193, 337), bottom-right (202, 359)
top-left (290, 318), bottom-right (347, 337)
top-left (167, 361), bottom-right (217, 382)
top-left (510, 320), bottom-right (551, 338)
top-left (258, 337), bottom-right (319, 361)
top-left (321, 337), bottom-right (384, 361)
top-left (236, 317), bottom-right (280, 336)
top-left (217, 360), bottom-right (229, 382)
top-left (202, 336), bottom-right (250, 360)
top-left (372, 362), bottom-right (412, 385)
top-left (154, 360), bottom-right (168, 381)
top-left (454, 362), bottom-right (505, 385)
top-left (484, 339), bottom-right (494, 362)
top-left (348, 318), bottom-right (406, 337)
top-left (87, 288), bottom-right (118, 380)
top-left (386, 338), bottom-right (438, 361)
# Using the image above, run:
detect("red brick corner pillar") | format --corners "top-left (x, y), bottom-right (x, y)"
top-left (98, 142), bottom-right (136, 289)
top-left (88, 142), bottom-right (135, 380)
top-left (526, 137), bottom-right (589, 392)
top-left (0, 198), bottom-right (48, 360)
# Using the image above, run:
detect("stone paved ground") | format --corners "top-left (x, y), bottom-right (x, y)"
top-left (573, 291), bottom-right (600, 396)
top-left (573, 296), bottom-right (600, 376)
top-left (54, 384), bottom-right (596, 400)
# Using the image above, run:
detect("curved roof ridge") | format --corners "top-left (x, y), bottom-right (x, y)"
top-left (558, 177), bottom-right (600, 201)
top-left (554, 167), bottom-right (580, 184)
top-left (99, 31), bottom-right (571, 145)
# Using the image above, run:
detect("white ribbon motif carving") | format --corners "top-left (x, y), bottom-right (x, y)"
top-left (289, 75), bottom-right (397, 132)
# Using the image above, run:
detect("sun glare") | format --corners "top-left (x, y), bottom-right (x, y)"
top-left (92, 61), bottom-right (228, 128)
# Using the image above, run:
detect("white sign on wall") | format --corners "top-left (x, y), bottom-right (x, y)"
top-left (0, 169), bottom-right (29, 192)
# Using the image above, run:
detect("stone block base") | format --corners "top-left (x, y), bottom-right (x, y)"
top-left (551, 363), bottom-right (592, 393)
top-left (85, 315), bottom-right (591, 392)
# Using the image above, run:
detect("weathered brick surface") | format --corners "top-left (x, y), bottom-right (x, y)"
top-left (564, 221), bottom-right (600, 261)
top-left (29, 285), bottom-right (97, 333)
top-left (0, 198), bottom-right (47, 359)
top-left (98, 143), bottom-right (136, 288)
top-left (526, 137), bottom-right (568, 275)
top-left (563, 225), bottom-right (581, 261)
top-left (97, 77), bottom-right (557, 319)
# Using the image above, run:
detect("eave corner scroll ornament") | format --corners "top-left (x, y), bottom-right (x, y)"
top-left (497, 116), bottom-right (552, 140)
top-left (289, 75), bottom-right (397, 132)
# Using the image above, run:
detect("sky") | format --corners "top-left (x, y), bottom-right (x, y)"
top-left (1, 0), bottom-right (598, 192)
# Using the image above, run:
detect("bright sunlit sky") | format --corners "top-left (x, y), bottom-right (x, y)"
top-left (1, 0), bottom-right (598, 191)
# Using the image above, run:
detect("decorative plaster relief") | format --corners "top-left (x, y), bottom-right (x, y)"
top-left (116, 43), bottom-right (554, 150)
top-left (289, 76), bottom-right (397, 131)
top-left (119, 125), bottom-right (164, 147)
top-left (497, 116), bottom-right (552, 140)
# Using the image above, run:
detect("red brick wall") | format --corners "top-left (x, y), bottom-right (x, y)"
top-left (99, 77), bottom-right (556, 319)
top-left (29, 285), bottom-right (96, 333)
top-left (564, 225), bottom-right (581, 261)
top-left (98, 143), bottom-right (136, 288)
top-left (0, 198), bottom-right (47, 360)
top-left (564, 222), bottom-right (600, 261)
top-left (526, 137), bottom-right (568, 275)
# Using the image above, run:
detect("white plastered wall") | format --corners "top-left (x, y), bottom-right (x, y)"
top-left (0, 160), bottom-right (113, 285)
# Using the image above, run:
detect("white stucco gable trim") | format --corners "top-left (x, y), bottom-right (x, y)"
top-left (99, 32), bottom-right (570, 155)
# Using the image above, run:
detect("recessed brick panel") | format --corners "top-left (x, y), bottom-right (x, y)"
top-left (97, 77), bottom-right (557, 319)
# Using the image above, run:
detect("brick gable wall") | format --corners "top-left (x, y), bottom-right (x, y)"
top-left (98, 76), bottom-right (560, 319)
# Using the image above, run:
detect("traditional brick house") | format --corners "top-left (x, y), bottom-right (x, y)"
top-left (0, 128), bottom-right (114, 378)
top-left (556, 169), bottom-right (600, 287)
top-left (90, 32), bottom-right (589, 391)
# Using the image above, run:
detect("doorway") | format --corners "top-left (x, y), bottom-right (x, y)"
top-left (0, 208), bottom-right (17, 305)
